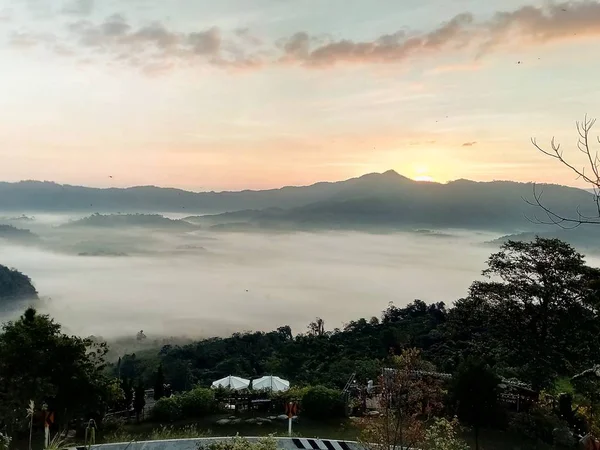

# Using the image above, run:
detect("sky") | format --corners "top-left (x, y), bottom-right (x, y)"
top-left (1, 0), bottom-right (600, 191)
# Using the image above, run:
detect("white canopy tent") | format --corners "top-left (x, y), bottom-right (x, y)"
top-left (211, 375), bottom-right (251, 391)
top-left (252, 375), bottom-right (290, 392)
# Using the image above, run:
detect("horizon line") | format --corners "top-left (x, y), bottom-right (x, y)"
top-left (0, 171), bottom-right (588, 194)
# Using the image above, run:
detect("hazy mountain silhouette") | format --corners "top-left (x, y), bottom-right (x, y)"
top-left (60, 213), bottom-right (198, 230)
top-left (0, 171), bottom-right (594, 233)
top-left (187, 172), bottom-right (596, 233)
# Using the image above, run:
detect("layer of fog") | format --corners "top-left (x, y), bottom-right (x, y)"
top-left (2, 215), bottom-right (596, 344)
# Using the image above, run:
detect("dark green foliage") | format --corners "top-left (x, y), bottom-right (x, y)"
top-left (508, 406), bottom-right (568, 446)
top-left (154, 364), bottom-right (165, 401)
top-left (152, 396), bottom-right (182, 422)
top-left (466, 238), bottom-right (600, 390)
top-left (133, 381), bottom-right (146, 421)
top-left (450, 359), bottom-right (500, 450)
top-left (301, 386), bottom-right (344, 419)
top-left (178, 387), bottom-right (215, 417)
top-left (122, 378), bottom-right (134, 412)
top-left (0, 265), bottom-right (38, 306)
top-left (152, 387), bottom-right (214, 422)
top-left (0, 308), bottom-right (109, 433)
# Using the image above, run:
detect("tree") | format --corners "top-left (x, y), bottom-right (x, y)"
top-left (572, 365), bottom-right (600, 439)
top-left (0, 308), bottom-right (109, 433)
top-left (133, 381), bottom-right (146, 422)
top-left (359, 348), bottom-right (444, 450)
top-left (468, 238), bottom-right (600, 389)
top-left (450, 359), bottom-right (499, 450)
top-left (154, 364), bottom-right (165, 401)
top-left (122, 377), bottom-right (134, 413)
top-left (529, 115), bottom-right (600, 227)
top-left (307, 317), bottom-right (326, 337)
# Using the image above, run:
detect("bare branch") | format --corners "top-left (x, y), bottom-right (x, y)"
top-left (528, 116), bottom-right (600, 227)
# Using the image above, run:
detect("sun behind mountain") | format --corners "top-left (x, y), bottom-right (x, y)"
top-left (413, 175), bottom-right (435, 182)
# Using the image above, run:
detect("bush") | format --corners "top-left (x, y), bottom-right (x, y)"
top-left (179, 387), bottom-right (215, 417)
top-left (153, 388), bottom-right (215, 422)
top-left (150, 424), bottom-right (208, 440)
top-left (271, 386), bottom-right (310, 408)
top-left (0, 433), bottom-right (10, 450)
top-left (301, 386), bottom-right (344, 419)
top-left (423, 417), bottom-right (469, 450)
top-left (508, 406), bottom-right (567, 445)
top-left (102, 416), bottom-right (127, 433)
top-left (153, 396), bottom-right (183, 422)
top-left (201, 435), bottom-right (277, 450)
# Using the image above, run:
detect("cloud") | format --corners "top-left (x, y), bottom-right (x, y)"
top-left (8, 31), bottom-right (55, 49)
top-left (13, 1), bottom-right (600, 74)
top-left (0, 8), bottom-right (12, 22)
top-left (64, 14), bottom-right (261, 71)
top-left (278, 1), bottom-right (600, 67)
top-left (462, 142), bottom-right (477, 147)
top-left (61, 0), bottom-right (94, 17)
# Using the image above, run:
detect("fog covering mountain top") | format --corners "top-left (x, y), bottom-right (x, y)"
top-left (0, 171), bottom-right (593, 230)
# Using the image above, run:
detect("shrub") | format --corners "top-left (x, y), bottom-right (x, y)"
top-left (101, 415), bottom-right (127, 433)
top-left (179, 387), bottom-right (215, 417)
top-left (153, 396), bottom-right (183, 422)
top-left (271, 386), bottom-right (310, 409)
top-left (423, 417), bottom-right (469, 450)
top-left (508, 406), bottom-right (567, 445)
top-left (0, 432), bottom-right (10, 450)
top-left (301, 386), bottom-right (344, 419)
top-left (200, 435), bottom-right (277, 450)
top-left (150, 424), bottom-right (209, 440)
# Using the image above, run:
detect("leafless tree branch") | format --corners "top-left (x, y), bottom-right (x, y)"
top-left (527, 115), bottom-right (600, 227)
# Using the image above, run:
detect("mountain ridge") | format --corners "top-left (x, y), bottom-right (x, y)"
top-left (0, 172), bottom-right (594, 234)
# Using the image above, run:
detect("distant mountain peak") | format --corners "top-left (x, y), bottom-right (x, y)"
top-left (356, 169), bottom-right (411, 182)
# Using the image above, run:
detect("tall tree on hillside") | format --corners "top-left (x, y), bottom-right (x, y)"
top-left (133, 381), bottom-right (146, 423)
top-left (469, 238), bottom-right (600, 389)
top-left (153, 364), bottom-right (165, 401)
top-left (122, 378), bottom-right (134, 414)
top-left (0, 308), bottom-right (109, 433)
top-left (307, 317), bottom-right (326, 337)
top-left (450, 359), bottom-right (500, 450)
top-left (528, 115), bottom-right (600, 227)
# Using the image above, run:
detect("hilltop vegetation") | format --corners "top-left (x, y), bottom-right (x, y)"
top-left (0, 265), bottom-right (38, 309)
top-left (0, 224), bottom-right (38, 243)
top-left (491, 227), bottom-right (600, 254)
top-left (61, 213), bottom-right (198, 231)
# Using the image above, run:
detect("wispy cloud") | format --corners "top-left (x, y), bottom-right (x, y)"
top-left (11, 1), bottom-right (600, 74)
top-left (61, 0), bottom-right (94, 17)
top-left (462, 141), bottom-right (477, 147)
top-left (277, 1), bottom-right (600, 67)
top-left (63, 15), bottom-right (263, 72)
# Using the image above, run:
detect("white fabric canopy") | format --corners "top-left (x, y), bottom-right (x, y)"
top-left (252, 376), bottom-right (290, 392)
top-left (211, 375), bottom-right (250, 391)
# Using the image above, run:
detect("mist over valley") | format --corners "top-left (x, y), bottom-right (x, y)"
top-left (1, 171), bottom-right (599, 344)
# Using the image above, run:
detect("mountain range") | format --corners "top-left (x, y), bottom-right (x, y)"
top-left (0, 170), bottom-right (596, 233)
